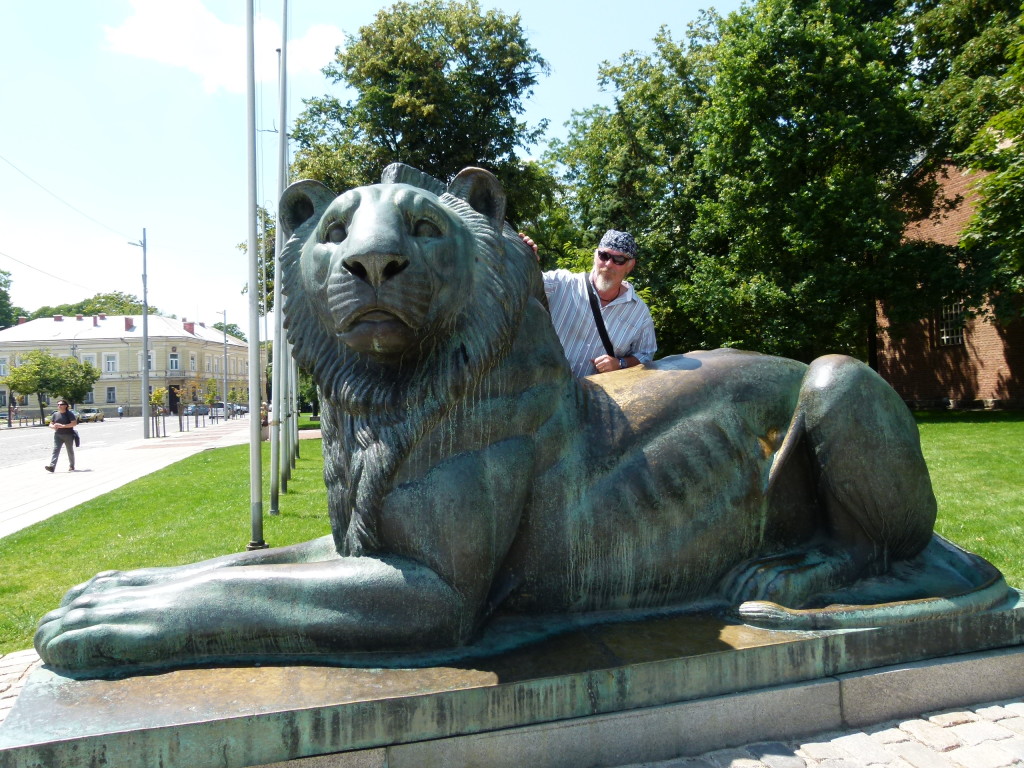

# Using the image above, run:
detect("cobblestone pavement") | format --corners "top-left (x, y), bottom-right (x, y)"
top-left (619, 700), bottom-right (1024, 768)
top-left (1, 646), bottom-right (1021, 767)
top-left (0, 650), bottom-right (41, 727)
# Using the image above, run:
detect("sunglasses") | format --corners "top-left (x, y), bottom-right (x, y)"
top-left (597, 250), bottom-right (633, 266)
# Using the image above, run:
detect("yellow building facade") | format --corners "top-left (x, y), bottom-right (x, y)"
top-left (0, 313), bottom-right (257, 416)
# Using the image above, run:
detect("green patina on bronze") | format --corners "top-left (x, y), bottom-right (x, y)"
top-left (32, 164), bottom-right (1014, 675)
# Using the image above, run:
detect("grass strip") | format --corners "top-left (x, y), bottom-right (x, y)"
top-left (0, 440), bottom-right (328, 654)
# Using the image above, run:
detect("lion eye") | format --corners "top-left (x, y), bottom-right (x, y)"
top-left (412, 219), bottom-right (442, 238)
top-left (326, 223), bottom-right (347, 244)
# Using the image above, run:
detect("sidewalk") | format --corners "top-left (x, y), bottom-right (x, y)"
top-left (0, 417), bottom-right (255, 540)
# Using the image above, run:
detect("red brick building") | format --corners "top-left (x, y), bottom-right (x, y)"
top-left (876, 166), bottom-right (1024, 408)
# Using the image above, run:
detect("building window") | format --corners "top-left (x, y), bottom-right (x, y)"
top-left (0, 357), bottom-right (6, 377)
top-left (83, 391), bottom-right (95, 404)
top-left (170, 353), bottom-right (180, 371)
top-left (82, 354), bottom-right (97, 370)
top-left (106, 387), bottom-right (117, 403)
top-left (205, 357), bottom-right (212, 373)
top-left (938, 302), bottom-right (965, 346)
top-left (0, 391), bottom-right (6, 407)
top-left (190, 353), bottom-right (197, 371)
top-left (104, 354), bottom-right (118, 373)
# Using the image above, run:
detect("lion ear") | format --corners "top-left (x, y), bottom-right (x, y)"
top-left (448, 168), bottom-right (506, 231)
top-left (279, 180), bottom-right (337, 239)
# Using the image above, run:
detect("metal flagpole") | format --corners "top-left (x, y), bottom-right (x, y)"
top-left (270, 1), bottom-right (288, 515)
top-left (129, 229), bottom-right (150, 438)
top-left (245, 0), bottom-right (266, 550)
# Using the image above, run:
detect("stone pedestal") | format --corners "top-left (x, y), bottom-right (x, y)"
top-left (1, 598), bottom-right (1023, 768)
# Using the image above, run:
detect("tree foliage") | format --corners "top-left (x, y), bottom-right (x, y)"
top-left (238, 206), bottom-right (277, 316)
top-left (547, 22), bottom-right (718, 354)
top-left (909, 0), bottom-right (1021, 157)
top-left (290, 0), bottom-right (552, 223)
top-left (27, 292), bottom-right (159, 320)
top-left (1, 349), bottom-right (99, 419)
top-left (960, 14), bottom-right (1024, 314)
top-left (0, 270), bottom-right (14, 330)
top-left (212, 321), bottom-right (248, 343)
top-left (679, 0), bottom-right (946, 362)
top-left (549, 0), bottom-right (965, 362)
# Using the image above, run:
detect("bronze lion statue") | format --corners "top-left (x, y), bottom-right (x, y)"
top-left (35, 164), bottom-right (1011, 673)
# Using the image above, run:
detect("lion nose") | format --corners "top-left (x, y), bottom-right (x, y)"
top-left (341, 252), bottom-right (409, 288)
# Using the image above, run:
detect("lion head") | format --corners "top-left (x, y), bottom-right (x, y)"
top-left (279, 164), bottom-right (541, 552)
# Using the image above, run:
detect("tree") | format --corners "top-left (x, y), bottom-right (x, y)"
top-left (908, 0), bottom-right (1021, 159)
top-left (2, 350), bottom-right (57, 420)
top-left (0, 270), bottom-right (14, 329)
top-left (28, 292), bottom-right (160, 320)
top-left (1, 349), bottom-right (99, 418)
top-left (290, 0), bottom-right (552, 223)
top-left (59, 357), bottom-right (101, 406)
top-left (677, 0), bottom-right (970, 363)
top-left (238, 206), bottom-right (277, 316)
top-left (960, 14), bottom-right (1024, 316)
top-left (547, 22), bottom-right (719, 354)
top-left (212, 321), bottom-right (247, 343)
top-left (204, 379), bottom-right (219, 407)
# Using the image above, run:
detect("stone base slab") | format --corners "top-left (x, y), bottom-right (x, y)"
top-left (1, 597), bottom-right (1022, 768)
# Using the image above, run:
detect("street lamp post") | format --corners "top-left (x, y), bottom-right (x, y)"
top-left (129, 229), bottom-right (151, 438)
top-left (221, 310), bottom-right (229, 419)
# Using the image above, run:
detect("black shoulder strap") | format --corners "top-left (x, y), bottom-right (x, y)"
top-left (585, 276), bottom-right (616, 357)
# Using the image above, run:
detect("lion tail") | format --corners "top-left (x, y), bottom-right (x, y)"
top-left (737, 564), bottom-right (1016, 631)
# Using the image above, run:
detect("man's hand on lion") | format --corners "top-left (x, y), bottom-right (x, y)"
top-left (518, 232), bottom-right (538, 260)
top-left (593, 354), bottom-right (621, 374)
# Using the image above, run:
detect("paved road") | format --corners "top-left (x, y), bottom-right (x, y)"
top-left (0, 416), bottom-right (144, 470)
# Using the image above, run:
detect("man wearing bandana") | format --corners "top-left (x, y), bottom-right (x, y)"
top-left (532, 229), bottom-right (657, 378)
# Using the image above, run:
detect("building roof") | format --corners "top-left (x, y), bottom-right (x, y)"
top-left (0, 315), bottom-right (247, 348)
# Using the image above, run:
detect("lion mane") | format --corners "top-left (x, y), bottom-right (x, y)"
top-left (279, 164), bottom-right (542, 555)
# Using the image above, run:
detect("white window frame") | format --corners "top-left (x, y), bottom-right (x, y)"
top-left (104, 353), bottom-right (118, 373)
top-left (938, 302), bottom-right (965, 346)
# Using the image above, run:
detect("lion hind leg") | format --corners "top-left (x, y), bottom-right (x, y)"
top-left (799, 355), bottom-right (936, 568)
top-left (738, 576), bottom-right (1014, 630)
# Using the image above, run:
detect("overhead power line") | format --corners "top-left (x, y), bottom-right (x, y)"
top-left (0, 151), bottom-right (134, 241)
top-left (0, 248), bottom-right (98, 293)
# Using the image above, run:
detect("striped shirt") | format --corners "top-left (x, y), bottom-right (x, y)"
top-left (542, 269), bottom-right (657, 378)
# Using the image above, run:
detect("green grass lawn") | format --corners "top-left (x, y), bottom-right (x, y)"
top-left (915, 410), bottom-right (1024, 589)
top-left (1, 412), bottom-right (1021, 654)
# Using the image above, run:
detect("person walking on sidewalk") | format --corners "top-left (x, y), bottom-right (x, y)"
top-left (45, 399), bottom-right (78, 473)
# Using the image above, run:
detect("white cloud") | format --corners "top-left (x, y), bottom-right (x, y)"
top-left (104, 1), bottom-right (342, 94)
top-left (288, 24), bottom-right (344, 75)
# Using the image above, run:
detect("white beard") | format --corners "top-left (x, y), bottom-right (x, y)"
top-left (593, 272), bottom-right (620, 296)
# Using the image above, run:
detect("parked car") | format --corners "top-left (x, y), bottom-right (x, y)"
top-left (184, 404), bottom-right (209, 416)
top-left (211, 401), bottom-right (226, 418)
top-left (78, 408), bottom-right (105, 422)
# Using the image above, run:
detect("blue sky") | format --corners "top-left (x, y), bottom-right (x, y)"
top-left (0, 0), bottom-right (740, 341)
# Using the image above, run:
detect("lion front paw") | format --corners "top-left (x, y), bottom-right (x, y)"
top-left (36, 588), bottom-right (186, 672)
